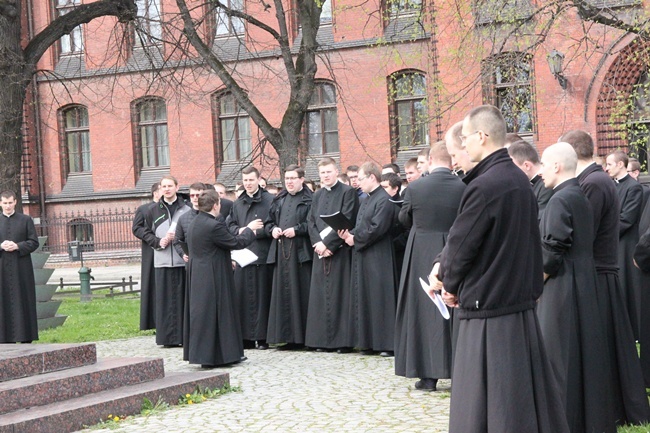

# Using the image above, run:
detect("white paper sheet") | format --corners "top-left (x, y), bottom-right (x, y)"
top-left (231, 248), bottom-right (259, 268)
top-left (419, 277), bottom-right (450, 320)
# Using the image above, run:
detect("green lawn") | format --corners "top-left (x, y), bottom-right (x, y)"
top-left (37, 294), bottom-right (154, 344)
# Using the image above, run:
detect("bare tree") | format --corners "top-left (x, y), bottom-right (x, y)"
top-left (0, 0), bottom-right (137, 204)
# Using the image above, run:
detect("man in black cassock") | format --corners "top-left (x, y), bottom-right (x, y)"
top-left (606, 150), bottom-right (645, 340)
top-left (305, 157), bottom-right (359, 352)
top-left (429, 106), bottom-right (568, 433)
top-left (227, 166), bottom-right (273, 350)
top-left (636, 197), bottom-right (650, 387)
top-left (265, 165), bottom-right (313, 350)
top-left (132, 182), bottom-right (160, 331)
top-left (0, 190), bottom-right (39, 344)
top-left (380, 172), bottom-right (407, 282)
top-left (537, 142), bottom-right (616, 433)
top-left (147, 176), bottom-right (191, 347)
top-left (562, 130), bottom-right (649, 425)
top-left (173, 182), bottom-right (206, 361)
top-left (394, 142), bottom-right (465, 391)
top-left (508, 140), bottom-right (553, 220)
top-left (186, 190), bottom-right (262, 368)
top-left (339, 162), bottom-right (396, 357)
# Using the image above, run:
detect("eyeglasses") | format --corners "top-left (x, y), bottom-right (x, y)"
top-left (357, 175), bottom-right (368, 181)
top-left (348, 175), bottom-right (359, 180)
top-left (459, 130), bottom-right (489, 143)
top-left (189, 193), bottom-right (202, 198)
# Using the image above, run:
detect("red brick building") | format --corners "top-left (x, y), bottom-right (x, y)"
top-left (20, 0), bottom-right (650, 253)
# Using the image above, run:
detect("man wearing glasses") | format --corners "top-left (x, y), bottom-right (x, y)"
top-left (265, 165), bottom-right (313, 350)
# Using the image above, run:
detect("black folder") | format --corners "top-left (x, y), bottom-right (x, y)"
top-left (319, 211), bottom-right (354, 231)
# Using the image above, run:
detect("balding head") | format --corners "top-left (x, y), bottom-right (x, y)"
top-left (540, 142), bottom-right (578, 189)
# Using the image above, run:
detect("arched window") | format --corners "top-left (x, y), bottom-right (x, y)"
top-left (388, 71), bottom-right (429, 151)
top-left (132, 97), bottom-right (170, 171)
top-left (56, 0), bottom-right (83, 55)
top-left (68, 218), bottom-right (94, 252)
top-left (212, 92), bottom-right (252, 163)
top-left (482, 52), bottom-right (535, 134)
top-left (306, 82), bottom-right (339, 155)
top-left (627, 72), bottom-right (650, 170)
top-left (134, 0), bottom-right (162, 46)
top-left (59, 105), bottom-right (92, 176)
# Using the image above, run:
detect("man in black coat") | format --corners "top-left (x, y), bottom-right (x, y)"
top-left (339, 162), bottom-right (396, 356)
top-left (380, 172), bottom-right (407, 281)
top-left (305, 157), bottom-right (359, 352)
top-left (186, 190), bottom-right (262, 368)
top-left (429, 105), bottom-right (568, 433)
top-left (561, 130), bottom-right (649, 425)
top-left (227, 167), bottom-right (272, 350)
top-left (132, 182), bottom-right (160, 331)
top-left (537, 142), bottom-right (616, 433)
top-left (265, 165), bottom-right (313, 350)
top-left (0, 190), bottom-right (39, 343)
top-left (606, 150), bottom-right (645, 340)
top-left (508, 140), bottom-right (553, 220)
top-left (394, 142), bottom-right (465, 391)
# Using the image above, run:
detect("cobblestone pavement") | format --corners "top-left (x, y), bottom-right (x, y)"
top-left (80, 336), bottom-right (451, 433)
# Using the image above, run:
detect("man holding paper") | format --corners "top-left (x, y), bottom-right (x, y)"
top-left (305, 157), bottom-right (359, 352)
top-left (227, 167), bottom-right (273, 350)
top-left (429, 106), bottom-right (568, 433)
top-left (149, 175), bottom-right (191, 347)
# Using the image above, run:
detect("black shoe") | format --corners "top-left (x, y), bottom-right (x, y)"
top-left (257, 341), bottom-right (269, 350)
top-left (414, 378), bottom-right (437, 391)
top-left (243, 340), bottom-right (256, 349)
top-left (163, 344), bottom-right (182, 348)
top-left (379, 351), bottom-right (394, 357)
top-left (360, 349), bottom-right (375, 356)
top-left (337, 347), bottom-right (353, 354)
top-left (277, 343), bottom-right (304, 351)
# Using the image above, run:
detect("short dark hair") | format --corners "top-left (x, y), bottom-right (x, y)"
top-left (465, 105), bottom-right (507, 145)
top-left (508, 140), bottom-right (540, 165)
top-left (189, 182), bottom-right (207, 191)
top-left (161, 175), bottom-right (178, 185)
top-left (418, 147), bottom-right (430, 158)
top-left (338, 173), bottom-right (350, 184)
top-left (150, 182), bottom-right (161, 195)
top-left (629, 158), bottom-right (641, 172)
top-left (198, 189), bottom-right (220, 212)
top-left (559, 130), bottom-right (593, 160)
top-left (214, 182), bottom-right (226, 190)
top-left (608, 150), bottom-right (629, 167)
top-left (242, 166), bottom-right (260, 178)
top-left (346, 165), bottom-right (360, 173)
top-left (285, 164), bottom-right (305, 178)
top-left (318, 157), bottom-right (338, 168)
top-left (360, 162), bottom-right (381, 182)
top-left (382, 163), bottom-right (400, 175)
top-left (404, 157), bottom-right (418, 169)
top-left (381, 173), bottom-right (402, 189)
top-left (0, 190), bottom-right (16, 200)
top-left (505, 133), bottom-right (524, 146)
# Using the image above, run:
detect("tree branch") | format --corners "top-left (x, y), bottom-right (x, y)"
top-left (24, 0), bottom-right (137, 69)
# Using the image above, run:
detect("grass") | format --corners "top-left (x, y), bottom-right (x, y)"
top-left (37, 292), bottom-right (154, 344)
top-left (619, 425), bottom-right (650, 432)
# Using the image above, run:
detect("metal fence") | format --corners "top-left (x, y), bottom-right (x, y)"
top-left (37, 208), bottom-right (139, 254)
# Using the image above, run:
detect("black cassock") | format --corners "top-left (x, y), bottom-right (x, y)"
top-left (186, 212), bottom-right (256, 366)
top-left (615, 175), bottom-right (645, 339)
top-left (132, 201), bottom-right (157, 330)
top-left (537, 179), bottom-right (615, 433)
top-left (227, 188), bottom-right (274, 342)
top-left (531, 174), bottom-right (554, 220)
top-left (175, 208), bottom-right (198, 362)
top-left (395, 168), bottom-right (465, 380)
top-left (265, 188), bottom-right (313, 345)
top-left (0, 212), bottom-right (39, 343)
top-left (437, 149), bottom-right (568, 433)
top-left (577, 163), bottom-right (649, 424)
top-left (637, 199), bottom-right (650, 387)
top-left (305, 181), bottom-right (359, 349)
top-left (350, 186), bottom-right (396, 352)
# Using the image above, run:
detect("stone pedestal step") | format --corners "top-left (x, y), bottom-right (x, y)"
top-left (0, 371), bottom-right (229, 433)
top-left (0, 358), bottom-right (164, 416)
top-left (0, 344), bottom-right (96, 383)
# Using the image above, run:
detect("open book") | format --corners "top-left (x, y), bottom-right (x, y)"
top-left (319, 211), bottom-right (354, 231)
top-left (231, 248), bottom-right (258, 268)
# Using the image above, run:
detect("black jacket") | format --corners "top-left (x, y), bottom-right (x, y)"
top-left (226, 188), bottom-right (274, 265)
top-left (265, 187), bottom-right (313, 264)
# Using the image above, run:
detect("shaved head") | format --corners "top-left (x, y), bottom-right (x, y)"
top-left (540, 142), bottom-right (578, 189)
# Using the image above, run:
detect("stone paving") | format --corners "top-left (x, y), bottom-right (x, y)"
top-left (78, 337), bottom-right (451, 432)
top-left (50, 263), bottom-right (451, 432)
